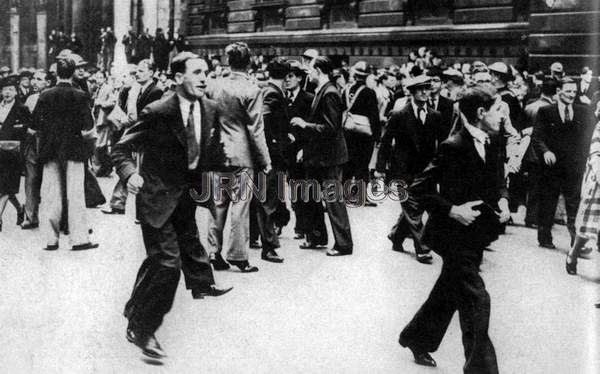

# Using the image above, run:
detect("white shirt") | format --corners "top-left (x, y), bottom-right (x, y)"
top-left (411, 100), bottom-right (428, 125)
top-left (0, 100), bottom-right (15, 123)
top-left (557, 100), bottom-right (573, 123)
top-left (464, 122), bottom-right (490, 161)
top-left (178, 94), bottom-right (201, 145)
top-left (288, 87), bottom-right (300, 103)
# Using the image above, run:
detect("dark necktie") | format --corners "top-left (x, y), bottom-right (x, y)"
top-left (484, 137), bottom-right (493, 164)
top-left (186, 103), bottom-right (199, 169)
top-left (564, 105), bottom-right (572, 123)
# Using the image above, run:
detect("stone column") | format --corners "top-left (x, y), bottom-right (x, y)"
top-left (157, 0), bottom-right (170, 30)
top-left (9, 1), bottom-right (20, 72)
top-left (71, 0), bottom-right (83, 35)
top-left (113, 0), bottom-right (131, 72)
top-left (143, 0), bottom-right (158, 34)
top-left (36, 1), bottom-right (48, 69)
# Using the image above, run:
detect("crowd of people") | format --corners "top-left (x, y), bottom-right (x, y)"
top-left (1, 39), bottom-right (599, 372)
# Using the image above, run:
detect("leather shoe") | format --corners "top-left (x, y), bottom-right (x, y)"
top-left (71, 242), bottom-right (99, 251)
top-left (228, 260), bottom-right (259, 273)
top-left (539, 241), bottom-right (556, 249)
top-left (293, 233), bottom-right (304, 240)
top-left (126, 327), bottom-right (166, 359)
top-left (262, 250), bottom-right (284, 263)
top-left (416, 253), bottom-right (433, 264)
top-left (101, 207), bottom-right (125, 215)
top-left (565, 254), bottom-right (577, 275)
top-left (399, 340), bottom-right (436, 367)
top-left (192, 285), bottom-right (233, 299)
top-left (43, 244), bottom-right (59, 251)
top-left (21, 221), bottom-right (39, 230)
top-left (210, 253), bottom-right (230, 271)
top-left (249, 241), bottom-right (261, 249)
top-left (326, 248), bottom-right (352, 257)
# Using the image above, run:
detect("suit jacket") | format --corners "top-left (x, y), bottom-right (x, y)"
top-left (262, 82), bottom-right (290, 170)
top-left (532, 103), bottom-right (596, 174)
top-left (429, 94), bottom-right (454, 140)
top-left (32, 82), bottom-right (94, 163)
top-left (576, 80), bottom-right (599, 105)
top-left (409, 127), bottom-right (508, 255)
top-left (287, 88), bottom-right (313, 166)
top-left (0, 102), bottom-right (30, 163)
top-left (522, 96), bottom-right (553, 169)
top-left (342, 82), bottom-right (381, 141)
top-left (112, 94), bottom-right (219, 228)
top-left (499, 87), bottom-right (525, 132)
top-left (17, 86), bottom-right (31, 104)
top-left (377, 101), bottom-right (442, 181)
top-left (118, 81), bottom-right (164, 115)
top-left (302, 81), bottom-right (348, 168)
top-left (206, 72), bottom-right (271, 170)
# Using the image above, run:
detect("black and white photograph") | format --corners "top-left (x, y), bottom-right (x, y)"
top-left (0, 0), bottom-right (599, 373)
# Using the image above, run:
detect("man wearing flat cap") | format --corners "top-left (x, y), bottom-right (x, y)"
top-left (376, 75), bottom-right (443, 264)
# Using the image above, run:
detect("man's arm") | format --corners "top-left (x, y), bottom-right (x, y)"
top-left (531, 106), bottom-right (551, 156)
top-left (245, 87), bottom-right (271, 170)
top-left (301, 92), bottom-right (343, 136)
top-left (375, 110), bottom-right (400, 174)
top-left (111, 108), bottom-right (153, 183)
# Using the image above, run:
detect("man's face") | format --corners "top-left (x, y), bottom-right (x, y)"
top-left (383, 75), bottom-right (397, 89)
top-left (284, 72), bottom-right (301, 91)
top-left (74, 66), bottom-right (85, 79)
top-left (176, 58), bottom-right (207, 99)
top-left (94, 72), bottom-right (106, 86)
top-left (31, 72), bottom-right (48, 93)
top-left (474, 72), bottom-right (492, 86)
top-left (2, 86), bottom-right (17, 102)
top-left (480, 99), bottom-right (504, 135)
top-left (411, 86), bottom-right (430, 104)
top-left (558, 83), bottom-right (577, 105)
top-left (429, 76), bottom-right (441, 94)
top-left (135, 62), bottom-right (153, 84)
top-left (20, 77), bottom-right (30, 88)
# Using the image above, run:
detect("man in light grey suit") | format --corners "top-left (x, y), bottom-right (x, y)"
top-left (205, 42), bottom-right (271, 273)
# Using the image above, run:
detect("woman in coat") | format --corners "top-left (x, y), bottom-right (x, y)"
top-left (0, 76), bottom-right (29, 231)
top-left (566, 120), bottom-right (600, 308)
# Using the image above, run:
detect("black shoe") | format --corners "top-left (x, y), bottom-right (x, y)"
top-left (261, 250), bottom-right (284, 263)
top-left (228, 260), bottom-right (259, 273)
top-left (126, 328), bottom-right (166, 359)
top-left (16, 207), bottom-right (24, 226)
top-left (566, 254), bottom-right (577, 275)
top-left (539, 241), bottom-right (556, 249)
top-left (101, 207), bottom-right (125, 215)
top-left (210, 253), bottom-right (230, 271)
top-left (293, 233), bottom-right (304, 240)
top-left (21, 221), bottom-right (39, 230)
top-left (326, 248), bottom-right (352, 257)
top-left (249, 241), bottom-right (261, 249)
top-left (43, 244), bottom-right (59, 251)
top-left (71, 242), bottom-right (99, 251)
top-left (399, 339), bottom-right (436, 367)
top-left (416, 253), bottom-right (433, 264)
top-left (192, 285), bottom-right (233, 299)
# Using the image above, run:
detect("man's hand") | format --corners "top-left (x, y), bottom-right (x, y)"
top-left (288, 133), bottom-right (296, 143)
top-left (290, 117), bottom-right (308, 129)
top-left (449, 200), bottom-right (483, 226)
top-left (296, 149), bottom-right (303, 163)
top-left (262, 164), bottom-right (272, 174)
top-left (497, 198), bottom-right (510, 224)
top-left (543, 151), bottom-right (556, 166)
top-left (127, 173), bottom-right (144, 194)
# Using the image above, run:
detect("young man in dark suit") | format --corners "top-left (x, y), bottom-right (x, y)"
top-left (532, 78), bottom-right (596, 248)
top-left (398, 85), bottom-right (510, 374)
top-left (253, 57), bottom-right (291, 263)
top-left (285, 60), bottom-right (314, 241)
top-left (427, 67), bottom-right (454, 140)
top-left (112, 52), bottom-right (232, 359)
top-left (102, 59), bottom-right (164, 215)
top-left (291, 56), bottom-right (353, 256)
top-left (376, 75), bottom-right (442, 264)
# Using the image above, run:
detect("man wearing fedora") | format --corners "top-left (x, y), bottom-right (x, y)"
top-left (376, 75), bottom-right (442, 264)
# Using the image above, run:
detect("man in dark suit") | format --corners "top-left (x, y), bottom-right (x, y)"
top-left (112, 52), bottom-right (232, 359)
top-left (32, 57), bottom-right (98, 251)
top-left (291, 56), bottom-right (353, 256)
top-left (376, 75), bottom-right (442, 264)
top-left (16, 71), bottom-right (32, 104)
top-left (576, 66), bottom-right (598, 106)
top-left (427, 67), bottom-right (454, 140)
top-left (399, 86), bottom-right (510, 373)
top-left (285, 61), bottom-right (314, 241)
top-left (102, 59), bottom-right (163, 215)
top-left (532, 78), bottom-right (596, 248)
top-left (253, 57), bottom-right (291, 263)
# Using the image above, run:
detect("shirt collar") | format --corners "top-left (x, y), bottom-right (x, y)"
top-left (289, 87), bottom-right (300, 101)
top-left (411, 99), bottom-right (427, 115)
top-left (557, 100), bottom-right (572, 113)
top-left (464, 122), bottom-right (489, 145)
top-left (177, 93), bottom-right (196, 110)
top-left (1, 100), bottom-right (15, 109)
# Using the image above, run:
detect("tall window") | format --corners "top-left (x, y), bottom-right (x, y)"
top-left (189, 0), bottom-right (228, 35)
top-left (405, 0), bottom-right (453, 26)
top-left (253, 0), bottom-right (285, 32)
top-left (322, 0), bottom-right (358, 29)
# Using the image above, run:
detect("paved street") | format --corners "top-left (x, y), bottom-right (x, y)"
top-left (1, 174), bottom-right (599, 374)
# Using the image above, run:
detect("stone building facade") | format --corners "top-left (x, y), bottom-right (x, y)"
top-left (187, 0), bottom-right (599, 73)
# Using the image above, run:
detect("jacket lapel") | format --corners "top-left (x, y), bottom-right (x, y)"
top-left (404, 105), bottom-right (421, 150)
top-left (167, 94), bottom-right (187, 148)
top-left (199, 97), bottom-right (211, 152)
top-left (310, 82), bottom-right (328, 116)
